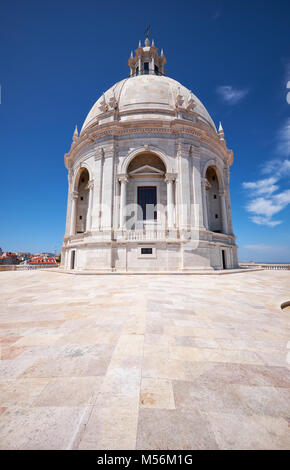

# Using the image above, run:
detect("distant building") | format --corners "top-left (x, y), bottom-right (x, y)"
top-left (0, 252), bottom-right (18, 265)
top-left (28, 256), bottom-right (57, 266)
top-left (16, 253), bottom-right (29, 262)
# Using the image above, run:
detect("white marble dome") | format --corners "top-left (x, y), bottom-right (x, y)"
top-left (81, 75), bottom-right (216, 132)
top-left (62, 38), bottom-right (238, 273)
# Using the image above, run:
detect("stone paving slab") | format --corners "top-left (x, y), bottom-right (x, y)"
top-left (0, 270), bottom-right (289, 450)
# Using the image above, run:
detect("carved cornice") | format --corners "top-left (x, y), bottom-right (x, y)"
top-left (65, 120), bottom-right (233, 169)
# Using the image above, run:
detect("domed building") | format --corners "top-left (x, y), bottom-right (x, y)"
top-left (61, 37), bottom-right (238, 272)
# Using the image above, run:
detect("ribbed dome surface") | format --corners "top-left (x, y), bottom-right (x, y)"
top-left (81, 75), bottom-right (216, 132)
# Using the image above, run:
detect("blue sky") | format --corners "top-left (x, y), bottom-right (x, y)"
top-left (1, 0), bottom-right (290, 262)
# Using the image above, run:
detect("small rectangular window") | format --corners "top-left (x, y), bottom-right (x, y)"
top-left (141, 248), bottom-right (152, 255)
top-left (80, 216), bottom-right (82, 220)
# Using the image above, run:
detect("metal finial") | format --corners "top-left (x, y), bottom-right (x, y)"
top-left (144, 25), bottom-right (150, 38)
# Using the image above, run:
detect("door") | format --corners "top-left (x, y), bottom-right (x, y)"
top-left (71, 250), bottom-right (76, 270)
top-left (222, 250), bottom-right (226, 270)
top-left (137, 187), bottom-right (157, 220)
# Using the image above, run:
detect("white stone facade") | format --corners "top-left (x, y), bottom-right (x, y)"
top-left (61, 38), bottom-right (238, 272)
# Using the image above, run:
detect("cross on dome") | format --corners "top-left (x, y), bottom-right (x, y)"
top-left (128, 36), bottom-right (166, 77)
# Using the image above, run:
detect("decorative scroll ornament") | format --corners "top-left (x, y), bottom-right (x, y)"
top-left (109, 91), bottom-right (118, 110)
top-left (175, 87), bottom-right (184, 108)
top-left (187, 92), bottom-right (196, 112)
top-left (99, 93), bottom-right (109, 113)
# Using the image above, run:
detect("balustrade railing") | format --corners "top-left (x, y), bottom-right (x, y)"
top-left (260, 264), bottom-right (290, 270)
top-left (125, 229), bottom-right (167, 241)
top-left (240, 263), bottom-right (290, 271)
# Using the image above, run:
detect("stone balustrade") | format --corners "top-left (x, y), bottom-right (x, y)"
top-left (240, 263), bottom-right (290, 271)
top-left (125, 229), bottom-right (167, 241)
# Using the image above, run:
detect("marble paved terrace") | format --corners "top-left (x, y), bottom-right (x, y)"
top-left (0, 270), bottom-right (290, 450)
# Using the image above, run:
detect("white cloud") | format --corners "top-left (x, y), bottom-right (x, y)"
top-left (216, 85), bottom-right (249, 105)
top-left (250, 216), bottom-right (282, 227)
top-left (243, 177), bottom-right (279, 195)
top-left (262, 158), bottom-right (290, 176)
top-left (243, 187), bottom-right (290, 227)
top-left (275, 188), bottom-right (290, 205)
top-left (243, 118), bottom-right (290, 227)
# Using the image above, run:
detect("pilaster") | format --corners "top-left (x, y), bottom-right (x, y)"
top-left (92, 148), bottom-right (104, 231)
top-left (191, 142), bottom-right (206, 230)
top-left (101, 143), bottom-right (116, 233)
top-left (177, 141), bottom-right (192, 232)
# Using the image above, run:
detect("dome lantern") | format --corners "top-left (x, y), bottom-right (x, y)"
top-left (128, 36), bottom-right (166, 77)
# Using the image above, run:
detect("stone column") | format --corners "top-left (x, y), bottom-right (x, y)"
top-left (70, 191), bottom-right (78, 236)
top-left (119, 176), bottom-right (128, 229)
top-left (96, 150), bottom-right (105, 230)
top-left (219, 191), bottom-right (228, 234)
top-left (191, 146), bottom-right (206, 230)
top-left (225, 165), bottom-right (234, 235)
top-left (201, 178), bottom-right (209, 230)
top-left (177, 142), bottom-right (191, 231)
top-left (101, 146), bottom-right (114, 231)
top-left (165, 174), bottom-right (175, 229)
top-left (64, 170), bottom-right (73, 237)
top-left (86, 180), bottom-right (94, 232)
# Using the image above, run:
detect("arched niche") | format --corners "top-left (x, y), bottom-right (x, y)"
top-left (127, 152), bottom-right (166, 174)
top-left (75, 168), bottom-right (89, 233)
top-left (205, 166), bottom-right (223, 233)
top-left (120, 146), bottom-right (170, 175)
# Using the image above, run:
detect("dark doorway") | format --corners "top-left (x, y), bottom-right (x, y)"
top-left (138, 187), bottom-right (157, 220)
top-left (71, 250), bottom-right (76, 270)
top-left (222, 250), bottom-right (226, 270)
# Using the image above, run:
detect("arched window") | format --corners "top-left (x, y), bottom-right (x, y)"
top-left (125, 152), bottom-right (167, 228)
top-left (205, 167), bottom-right (222, 233)
top-left (75, 168), bottom-right (89, 233)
